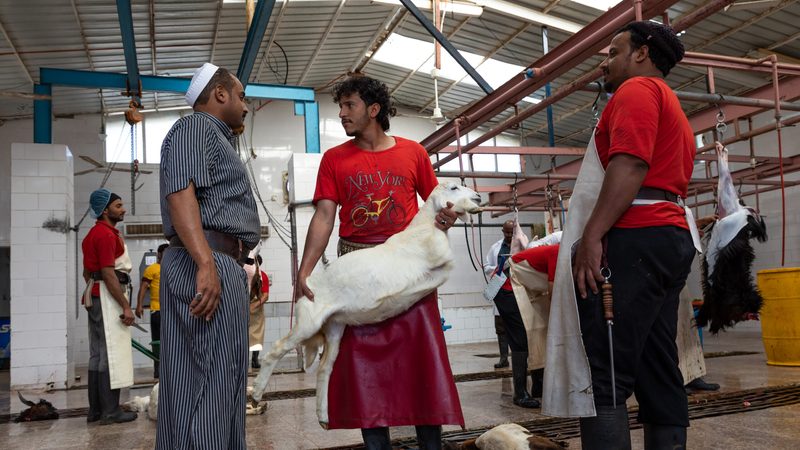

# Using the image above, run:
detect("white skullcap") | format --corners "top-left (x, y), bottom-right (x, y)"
top-left (185, 62), bottom-right (220, 107)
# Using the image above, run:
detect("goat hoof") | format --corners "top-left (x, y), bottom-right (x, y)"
top-left (319, 421), bottom-right (329, 430)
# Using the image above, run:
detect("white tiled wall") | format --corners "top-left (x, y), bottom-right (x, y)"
top-left (10, 143), bottom-right (74, 389)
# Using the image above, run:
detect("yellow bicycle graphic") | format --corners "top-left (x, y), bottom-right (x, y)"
top-left (350, 192), bottom-right (406, 227)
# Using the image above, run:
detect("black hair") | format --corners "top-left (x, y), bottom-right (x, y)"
top-left (157, 243), bottom-right (169, 254)
top-left (106, 192), bottom-right (121, 209)
top-left (618, 21), bottom-right (685, 77)
top-left (194, 68), bottom-right (236, 106)
top-left (332, 75), bottom-right (396, 131)
top-left (257, 255), bottom-right (263, 265)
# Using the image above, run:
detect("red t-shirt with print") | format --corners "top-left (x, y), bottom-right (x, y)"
top-left (595, 76), bottom-right (695, 229)
top-left (82, 220), bottom-right (125, 296)
top-left (313, 136), bottom-right (439, 242)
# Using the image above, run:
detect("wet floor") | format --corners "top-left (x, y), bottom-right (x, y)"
top-left (2, 320), bottom-right (798, 449)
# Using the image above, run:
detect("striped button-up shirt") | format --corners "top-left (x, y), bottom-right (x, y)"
top-left (160, 111), bottom-right (260, 248)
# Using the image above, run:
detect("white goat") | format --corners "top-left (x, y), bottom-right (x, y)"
top-left (251, 182), bottom-right (482, 427)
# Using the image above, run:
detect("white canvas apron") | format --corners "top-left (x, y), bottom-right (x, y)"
top-left (676, 285), bottom-right (706, 384)
top-left (542, 132), bottom-right (703, 417)
top-left (98, 245), bottom-right (134, 389)
top-left (509, 260), bottom-right (550, 370)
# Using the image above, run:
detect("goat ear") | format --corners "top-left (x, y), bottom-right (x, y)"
top-left (17, 392), bottom-right (35, 407)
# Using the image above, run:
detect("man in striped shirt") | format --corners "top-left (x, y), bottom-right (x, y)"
top-left (156, 63), bottom-right (259, 450)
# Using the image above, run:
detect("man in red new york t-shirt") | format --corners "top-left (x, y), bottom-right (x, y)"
top-left (299, 75), bottom-right (464, 448)
top-left (572, 22), bottom-right (697, 449)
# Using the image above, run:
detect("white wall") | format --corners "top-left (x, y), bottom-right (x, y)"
top-left (9, 143), bottom-right (75, 389)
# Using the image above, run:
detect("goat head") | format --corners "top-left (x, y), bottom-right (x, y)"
top-left (14, 392), bottom-right (58, 422)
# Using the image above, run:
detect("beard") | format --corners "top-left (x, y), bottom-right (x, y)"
top-left (603, 79), bottom-right (616, 93)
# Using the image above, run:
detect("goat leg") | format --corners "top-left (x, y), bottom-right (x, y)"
top-left (251, 300), bottom-right (332, 399)
top-left (316, 321), bottom-right (346, 428)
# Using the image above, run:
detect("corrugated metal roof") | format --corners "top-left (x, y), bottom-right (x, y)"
top-left (0, 0), bottom-right (797, 151)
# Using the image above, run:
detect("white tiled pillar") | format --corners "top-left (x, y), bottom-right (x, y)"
top-left (287, 153), bottom-right (339, 277)
top-left (10, 143), bottom-right (75, 389)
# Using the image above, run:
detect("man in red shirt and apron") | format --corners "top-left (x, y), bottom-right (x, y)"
top-left (545, 22), bottom-right (701, 450)
top-left (298, 75), bottom-right (464, 449)
top-left (81, 189), bottom-right (138, 425)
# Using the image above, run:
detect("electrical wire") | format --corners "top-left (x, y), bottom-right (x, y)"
top-left (267, 41), bottom-right (289, 85)
top-left (235, 115), bottom-right (293, 249)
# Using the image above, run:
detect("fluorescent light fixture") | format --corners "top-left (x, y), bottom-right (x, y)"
top-left (570, 0), bottom-right (622, 11)
top-left (372, 0), bottom-right (484, 17)
top-left (373, 33), bottom-right (541, 104)
top-left (471, 0), bottom-right (583, 34)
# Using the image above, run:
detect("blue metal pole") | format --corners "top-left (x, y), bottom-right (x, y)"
top-left (542, 26), bottom-right (555, 148)
top-left (398, 0), bottom-right (493, 94)
top-left (237, 0), bottom-right (277, 88)
top-left (295, 101), bottom-right (320, 153)
top-left (115, 0), bottom-right (141, 104)
top-left (33, 84), bottom-right (52, 144)
top-left (40, 68), bottom-right (315, 102)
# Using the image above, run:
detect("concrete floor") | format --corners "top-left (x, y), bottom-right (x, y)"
top-left (2, 320), bottom-right (799, 449)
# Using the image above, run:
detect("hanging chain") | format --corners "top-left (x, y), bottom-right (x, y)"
top-left (130, 123), bottom-right (136, 215)
top-left (512, 173), bottom-right (519, 213)
top-left (715, 109), bottom-right (727, 142)
top-left (591, 81), bottom-right (603, 126)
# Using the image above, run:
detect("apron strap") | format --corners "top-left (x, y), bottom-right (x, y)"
top-left (630, 198), bottom-right (703, 253)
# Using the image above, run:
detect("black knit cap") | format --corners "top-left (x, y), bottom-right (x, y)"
top-left (106, 192), bottom-right (121, 209)
top-left (620, 21), bottom-right (685, 76)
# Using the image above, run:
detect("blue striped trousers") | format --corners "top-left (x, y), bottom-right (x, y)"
top-left (156, 247), bottom-right (249, 450)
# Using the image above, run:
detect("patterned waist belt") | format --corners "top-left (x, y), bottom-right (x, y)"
top-left (337, 238), bottom-right (378, 256)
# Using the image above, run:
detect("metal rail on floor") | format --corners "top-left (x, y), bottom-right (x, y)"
top-left (324, 383), bottom-right (800, 449)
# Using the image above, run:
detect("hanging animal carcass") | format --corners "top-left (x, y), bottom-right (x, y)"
top-left (250, 182), bottom-right (483, 427)
top-left (698, 142), bottom-right (767, 333)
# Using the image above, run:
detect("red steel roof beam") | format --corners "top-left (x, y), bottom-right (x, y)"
top-left (432, 0), bottom-right (737, 170)
top-left (438, 146), bottom-right (585, 155)
top-left (696, 113), bottom-right (800, 153)
top-left (420, 0), bottom-right (690, 154)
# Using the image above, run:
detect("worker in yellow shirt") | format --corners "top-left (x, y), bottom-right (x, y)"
top-left (136, 243), bottom-right (168, 378)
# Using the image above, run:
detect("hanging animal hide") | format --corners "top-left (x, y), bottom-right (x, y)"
top-left (698, 142), bottom-right (768, 333)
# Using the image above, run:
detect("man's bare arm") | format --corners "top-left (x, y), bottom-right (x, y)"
top-left (100, 266), bottom-right (135, 326)
top-left (167, 181), bottom-right (221, 321)
top-left (573, 153), bottom-right (648, 298)
top-left (135, 279), bottom-right (151, 318)
top-left (297, 199), bottom-right (337, 300)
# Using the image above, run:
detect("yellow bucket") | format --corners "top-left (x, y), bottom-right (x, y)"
top-left (757, 267), bottom-right (800, 366)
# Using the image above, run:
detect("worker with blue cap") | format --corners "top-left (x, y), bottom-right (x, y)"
top-left (81, 188), bottom-right (137, 425)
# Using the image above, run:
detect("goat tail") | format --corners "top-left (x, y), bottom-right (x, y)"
top-left (302, 333), bottom-right (325, 370)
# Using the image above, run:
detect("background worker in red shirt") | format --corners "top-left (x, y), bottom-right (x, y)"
top-left (81, 189), bottom-right (137, 425)
top-left (298, 75), bottom-right (463, 449)
top-left (572, 22), bottom-right (697, 449)
top-left (506, 241), bottom-right (561, 405)
top-left (249, 255), bottom-right (269, 369)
